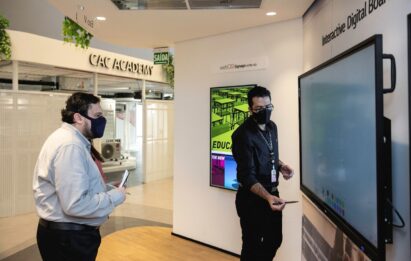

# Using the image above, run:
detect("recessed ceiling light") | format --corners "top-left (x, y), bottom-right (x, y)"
top-left (96, 16), bottom-right (106, 21)
top-left (266, 11), bottom-right (277, 16)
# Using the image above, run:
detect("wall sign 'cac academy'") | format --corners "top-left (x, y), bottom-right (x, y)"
top-left (89, 53), bottom-right (153, 76)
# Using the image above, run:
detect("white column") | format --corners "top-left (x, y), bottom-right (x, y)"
top-left (142, 80), bottom-right (147, 183)
top-left (12, 61), bottom-right (18, 91)
top-left (93, 73), bottom-right (98, 95)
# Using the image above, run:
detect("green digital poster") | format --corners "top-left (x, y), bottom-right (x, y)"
top-left (210, 84), bottom-right (255, 190)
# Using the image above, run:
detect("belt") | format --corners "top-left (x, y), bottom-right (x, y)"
top-left (238, 185), bottom-right (277, 193)
top-left (39, 218), bottom-right (99, 231)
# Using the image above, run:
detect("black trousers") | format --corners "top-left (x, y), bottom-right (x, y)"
top-left (236, 188), bottom-right (283, 261)
top-left (36, 223), bottom-right (101, 261)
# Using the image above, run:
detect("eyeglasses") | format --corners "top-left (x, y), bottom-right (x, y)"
top-left (252, 104), bottom-right (274, 113)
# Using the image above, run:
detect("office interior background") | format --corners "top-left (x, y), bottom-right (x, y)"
top-left (0, 0), bottom-right (410, 260)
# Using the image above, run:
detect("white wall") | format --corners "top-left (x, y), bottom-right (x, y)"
top-left (303, 0), bottom-right (411, 260)
top-left (173, 19), bottom-right (303, 259)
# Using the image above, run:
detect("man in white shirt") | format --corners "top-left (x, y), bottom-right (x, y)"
top-left (33, 92), bottom-right (126, 261)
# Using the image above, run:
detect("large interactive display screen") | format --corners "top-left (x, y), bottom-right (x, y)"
top-left (299, 35), bottom-right (386, 260)
top-left (210, 84), bottom-right (255, 190)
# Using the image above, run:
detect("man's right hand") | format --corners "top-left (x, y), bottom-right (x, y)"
top-left (117, 187), bottom-right (127, 203)
top-left (268, 195), bottom-right (285, 211)
top-left (250, 183), bottom-right (285, 211)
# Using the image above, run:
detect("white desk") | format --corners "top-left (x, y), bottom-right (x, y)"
top-left (102, 157), bottom-right (137, 174)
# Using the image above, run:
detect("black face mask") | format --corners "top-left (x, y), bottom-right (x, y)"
top-left (253, 108), bottom-right (272, 125)
top-left (81, 114), bottom-right (107, 138)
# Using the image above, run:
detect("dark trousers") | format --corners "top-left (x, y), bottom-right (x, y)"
top-left (236, 189), bottom-right (283, 261)
top-left (36, 223), bottom-right (101, 261)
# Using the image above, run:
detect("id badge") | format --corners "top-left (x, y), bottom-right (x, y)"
top-left (271, 168), bottom-right (277, 183)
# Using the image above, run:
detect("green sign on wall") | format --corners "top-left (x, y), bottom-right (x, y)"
top-left (153, 47), bottom-right (169, 64)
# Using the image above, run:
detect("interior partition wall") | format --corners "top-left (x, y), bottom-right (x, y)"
top-left (173, 18), bottom-right (303, 259)
top-left (0, 91), bottom-right (71, 217)
top-left (145, 100), bottom-right (174, 183)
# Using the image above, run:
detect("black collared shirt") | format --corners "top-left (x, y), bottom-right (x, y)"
top-left (231, 117), bottom-right (280, 190)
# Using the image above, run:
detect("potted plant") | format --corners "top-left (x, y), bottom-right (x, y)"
top-left (0, 14), bottom-right (11, 61)
top-left (62, 17), bottom-right (93, 49)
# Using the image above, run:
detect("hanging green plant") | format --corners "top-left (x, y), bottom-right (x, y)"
top-left (62, 17), bottom-right (93, 49)
top-left (162, 54), bottom-right (174, 88)
top-left (0, 14), bottom-right (12, 61)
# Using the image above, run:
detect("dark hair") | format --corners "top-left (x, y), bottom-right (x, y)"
top-left (61, 92), bottom-right (101, 123)
top-left (247, 86), bottom-right (271, 108)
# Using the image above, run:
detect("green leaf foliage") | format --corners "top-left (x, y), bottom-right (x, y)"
top-left (162, 54), bottom-right (174, 88)
top-left (62, 17), bottom-right (93, 49)
top-left (0, 14), bottom-right (11, 61)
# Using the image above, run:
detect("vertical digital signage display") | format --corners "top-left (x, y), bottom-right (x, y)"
top-left (210, 84), bottom-right (256, 190)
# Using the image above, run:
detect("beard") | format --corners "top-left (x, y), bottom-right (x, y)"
top-left (82, 120), bottom-right (94, 139)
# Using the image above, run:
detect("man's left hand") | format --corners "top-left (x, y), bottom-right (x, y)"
top-left (280, 164), bottom-right (294, 180)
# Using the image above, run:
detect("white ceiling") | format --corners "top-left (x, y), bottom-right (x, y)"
top-left (47, 0), bottom-right (314, 49)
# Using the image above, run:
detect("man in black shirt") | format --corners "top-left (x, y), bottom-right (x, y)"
top-left (232, 86), bottom-right (294, 260)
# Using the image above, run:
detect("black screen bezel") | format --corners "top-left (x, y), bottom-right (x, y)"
top-left (298, 35), bottom-right (385, 261)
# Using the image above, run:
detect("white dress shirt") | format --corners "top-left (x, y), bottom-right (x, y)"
top-left (33, 123), bottom-right (125, 226)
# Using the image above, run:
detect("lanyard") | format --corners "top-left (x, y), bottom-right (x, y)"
top-left (258, 129), bottom-right (277, 183)
top-left (258, 129), bottom-right (273, 154)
